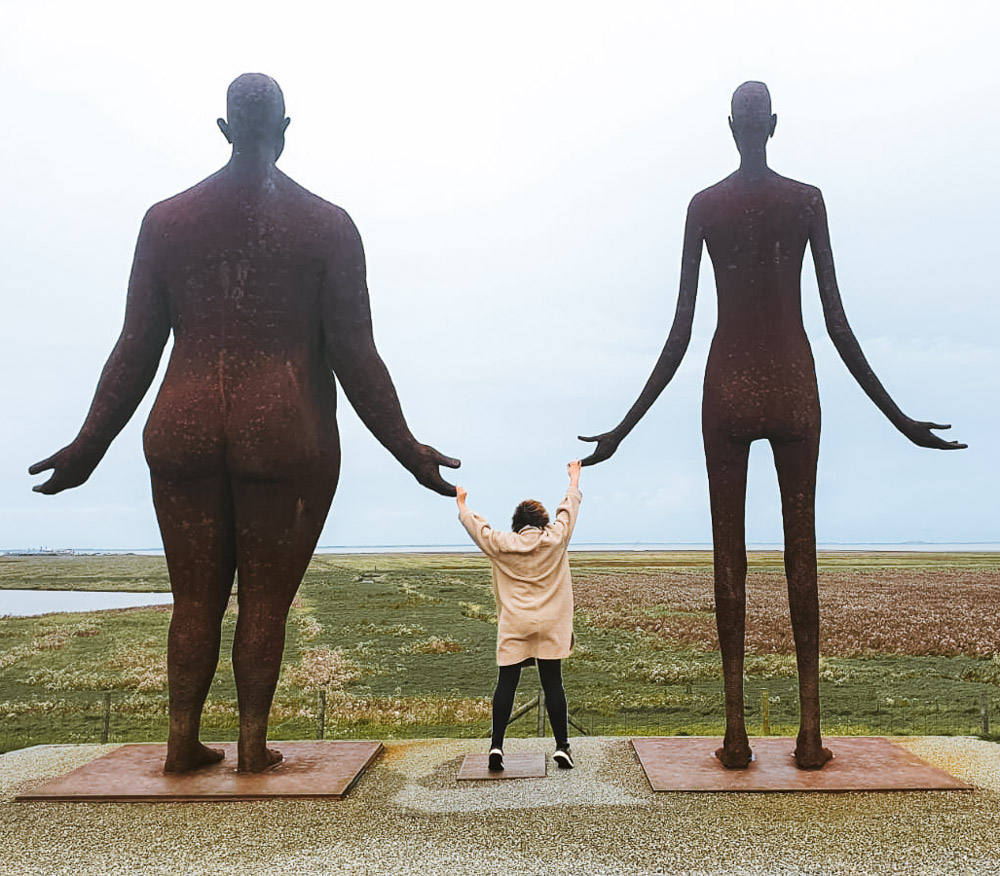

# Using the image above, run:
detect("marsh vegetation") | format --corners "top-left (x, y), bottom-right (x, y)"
top-left (1, 552), bottom-right (997, 752)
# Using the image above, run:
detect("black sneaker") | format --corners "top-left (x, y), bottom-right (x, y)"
top-left (488, 748), bottom-right (504, 771)
top-left (553, 746), bottom-right (574, 769)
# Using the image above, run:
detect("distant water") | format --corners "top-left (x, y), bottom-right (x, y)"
top-left (6, 542), bottom-right (999, 557)
top-left (3, 542), bottom-right (996, 618)
top-left (1, 590), bottom-right (173, 618)
top-left (307, 542), bottom-right (1000, 553)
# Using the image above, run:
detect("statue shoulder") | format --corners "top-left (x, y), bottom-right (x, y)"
top-left (135, 198), bottom-right (174, 248)
top-left (261, 177), bottom-right (362, 251)
top-left (283, 175), bottom-right (342, 214)
top-left (278, 178), bottom-right (356, 234)
top-left (687, 174), bottom-right (738, 216)
top-left (773, 173), bottom-right (824, 207)
top-left (141, 172), bottom-right (224, 230)
top-left (686, 185), bottom-right (715, 219)
top-left (690, 178), bottom-right (727, 205)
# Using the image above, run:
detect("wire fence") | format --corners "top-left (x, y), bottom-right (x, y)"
top-left (2, 685), bottom-right (996, 754)
top-left (570, 688), bottom-right (997, 739)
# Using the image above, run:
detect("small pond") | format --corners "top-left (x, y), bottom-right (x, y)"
top-left (1, 590), bottom-right (173, 618)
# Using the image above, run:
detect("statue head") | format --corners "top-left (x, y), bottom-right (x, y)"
top-left (217, 73), bottom-right (290, 161)
top-left (512, 499), bottom-right (550, 533)
top-left (728, 81), bottom-right (776, 154)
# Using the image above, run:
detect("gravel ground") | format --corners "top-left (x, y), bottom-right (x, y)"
top-left (1, 736), bottom-right (998, 876)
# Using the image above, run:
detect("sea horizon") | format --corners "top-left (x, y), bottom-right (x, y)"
top-left (4, 541), bottom-right (1000, 556)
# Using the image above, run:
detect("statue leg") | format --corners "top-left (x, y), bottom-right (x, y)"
top-left (230, 470), bottom-right (338, 772)
top-left (151, 474), bottom-right (236, 774)
top-left (771, 436), bottom-right (832, 770)
top-left (704, 434), bottom-right (753, 769)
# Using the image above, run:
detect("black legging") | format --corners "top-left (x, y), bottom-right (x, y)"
top-left (491, 658), bottom-right (568, 749)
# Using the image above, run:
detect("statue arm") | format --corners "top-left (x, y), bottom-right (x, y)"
top-left (578, 199), bottom-right (703, 465)
top-left (323, 212), bottom-right (460, 495)
top-left (810, 190), bottom-right (966, 450)
top-left (29, 212), bottom-right (172, 494)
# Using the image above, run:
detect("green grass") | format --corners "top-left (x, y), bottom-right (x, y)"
top-left (1, 552), bottom-right (998, 752)
top-left (0, 554), bottom-right (172, 592)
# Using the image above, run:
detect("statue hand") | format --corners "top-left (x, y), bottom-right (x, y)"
top-left (408, 444), bottom-right (461, 496)
top-left (898, 419), bottom-right (967, 450)
top-left (578, 430), bottom-right (623, 466)
top-left (28, 443), bottom-right (103, 494)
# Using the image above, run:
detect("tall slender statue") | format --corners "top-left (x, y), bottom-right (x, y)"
top-left (579, 81), bottom-right (965, 770)
top-left (29, 74), bottom-right (460, 773)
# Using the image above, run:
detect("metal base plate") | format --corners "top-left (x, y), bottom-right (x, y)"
top-left (630, 736), bottom-right (972, 792)
top-left (15, 741), bottom-right (383, 802)
top-left (457, 752), bottom-right (547, 780)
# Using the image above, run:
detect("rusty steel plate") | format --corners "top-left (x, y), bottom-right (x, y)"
top-left (457, 752), bottom-right (547, 780)
top-left (15, 741), bottom-right (383, 802)
top-left (630, 737), bottom-right (972, 793)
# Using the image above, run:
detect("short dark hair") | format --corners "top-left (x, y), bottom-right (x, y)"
top-left (512, 500), bottom-right (549, 533)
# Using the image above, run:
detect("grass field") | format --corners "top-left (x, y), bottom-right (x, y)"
top-left (1, 552), bottom-right (998, 752)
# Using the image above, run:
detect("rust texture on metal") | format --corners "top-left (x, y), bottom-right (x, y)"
top-left (457, 753), bottom-right (547, 781)
top-left (15, 741), bottom-right (384, 802)
top-left (581, 81), bottom-right (965, 770)
top-left (28, 73), bottom-right (459, 774)
top-left (630, 737), bottom-right (972, 793)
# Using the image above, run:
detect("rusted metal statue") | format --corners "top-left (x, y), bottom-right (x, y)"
top-left (29, 73), bottom-right (460, 773)
top-left (580, 81), bottom-right (965, 770)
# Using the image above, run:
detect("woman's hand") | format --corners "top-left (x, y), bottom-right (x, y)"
top-left (567, 460), bottom-right (581, 488)
top-left (455, 485), bottom-right (468, 511)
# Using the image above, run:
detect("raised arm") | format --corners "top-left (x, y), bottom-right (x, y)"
top-left (323, 211), bottom-right (461, 495)
top-left (579, 198), bottom-right (703, 465)
top-left (809, 190), bottom-right (965, 450)
top-left (29, 211), bottom-right (172, 494)
top-left (455, 485), bottom-right (499, 557)
top-left (551, 460), bottom-right (582, 541)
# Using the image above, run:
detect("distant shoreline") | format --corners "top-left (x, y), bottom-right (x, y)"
top-left (4, 542), bottom-right (1000, 557)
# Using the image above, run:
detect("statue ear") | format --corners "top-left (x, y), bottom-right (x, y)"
top-left (217, 118), bottom-right (233, 144)
top-left (282, 117), bottom-right (291, 134)
top-left (769, 113), bottom-right (777, 138)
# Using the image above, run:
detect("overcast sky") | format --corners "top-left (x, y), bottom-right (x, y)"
top-left (2, 1), bottom-right (997, 550)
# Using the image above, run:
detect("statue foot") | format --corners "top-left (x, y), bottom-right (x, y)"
top-left (163, 742), bottom-right (225, 774)
top-left (714, 743), bottom-right (754, 770)
top-left (794, 739), bottom-right (833, 770)
top-left (238, 746), bottom-right (283, 773)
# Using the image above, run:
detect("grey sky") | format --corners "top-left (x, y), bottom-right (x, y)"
top-left (2, 1), bottom-right (997, 549)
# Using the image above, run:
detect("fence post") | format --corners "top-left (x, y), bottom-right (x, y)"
top-left (760, 689), bottom-right (770, 736)
top-left (317, 689), bottom-right (327, 740)
top-left (536, 686), bottom-right (546, 737)
top-left (101, 692), bottom-right (111, 744)
top-left (982, 692), bottom-right (990, 736)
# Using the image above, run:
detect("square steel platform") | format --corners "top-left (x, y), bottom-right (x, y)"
top-left (15, 741), bottom-right (383, 802)
top-left (631, 736), bottom-right (972, 792)
top-left (457, 752), bottom-right (547, 780)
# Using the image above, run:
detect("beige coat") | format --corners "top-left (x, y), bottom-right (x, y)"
top-left (459, 488), bottom-right (582, 666)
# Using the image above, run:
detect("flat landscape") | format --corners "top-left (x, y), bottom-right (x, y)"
top-left (1, 551), bottom-right (998, 752)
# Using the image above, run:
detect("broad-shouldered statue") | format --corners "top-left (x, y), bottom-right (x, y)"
top-left (579, 81), bottom-right (965, 770)
top-left (30, 74), bottom-right (460, 773)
